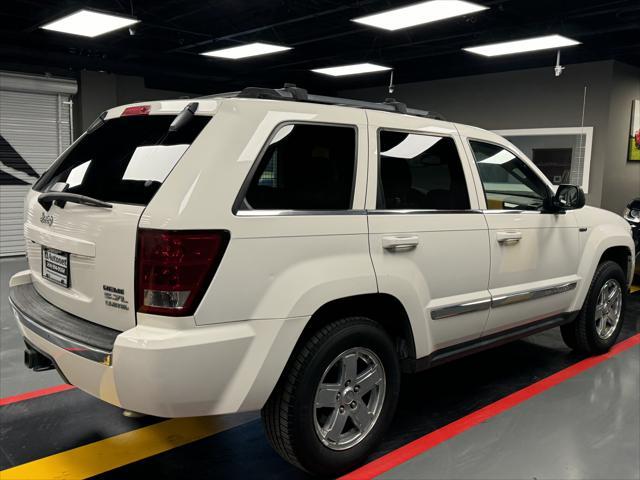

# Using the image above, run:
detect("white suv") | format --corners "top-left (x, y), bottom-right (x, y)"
top-left (9, 86), bottom-right (635, 476)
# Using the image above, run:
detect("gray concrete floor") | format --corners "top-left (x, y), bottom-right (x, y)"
top-left (0, 256), bottom-right (62, 397)
top-left (379, 345), bottom-right (640, 480)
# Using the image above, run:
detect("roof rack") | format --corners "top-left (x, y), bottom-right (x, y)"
top-left (200, 84), bottom-right (445, 121)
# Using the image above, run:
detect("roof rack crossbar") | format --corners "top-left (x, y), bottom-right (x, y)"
top-left (203, 85), bottom-right (445, 120)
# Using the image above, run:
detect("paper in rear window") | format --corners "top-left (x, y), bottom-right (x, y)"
top-left (34, 115), bottom-right (210, 206)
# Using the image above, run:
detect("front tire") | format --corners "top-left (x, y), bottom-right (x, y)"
top-left (561, 260), bottom-right (626, 354)
top-left (261, 317), bottom-right (401, 477)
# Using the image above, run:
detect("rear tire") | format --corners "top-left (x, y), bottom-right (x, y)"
top-left (561, 260), bottom-right (626, 354)
top-left (261, 317), bottom-right (401, 477)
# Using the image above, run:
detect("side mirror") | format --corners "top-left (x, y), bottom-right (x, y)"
top-left (550, 184), bottom-right (586, 211)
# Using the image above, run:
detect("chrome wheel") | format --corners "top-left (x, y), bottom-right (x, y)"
top-left (313, 347), bottom-right (386, 451)
top-left (595, 279), bottom-right (622, 340)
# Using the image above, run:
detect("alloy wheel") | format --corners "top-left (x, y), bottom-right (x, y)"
top-left (313, 347), bottom-right (386, 451)
top-left (594, 279), bottom-right (622, 340)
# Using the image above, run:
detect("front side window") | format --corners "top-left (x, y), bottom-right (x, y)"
top-left (243, 123), bottom-right (356, 210)
top-left (377, 131), bottom-right (470, 210)
top-left (469, 140), bottom-right (550, 211)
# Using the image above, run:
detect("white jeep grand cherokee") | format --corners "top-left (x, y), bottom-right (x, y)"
top-left (9, 86), bottom-right (635, 476)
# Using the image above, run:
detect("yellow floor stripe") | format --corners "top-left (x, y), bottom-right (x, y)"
top-left (631, 284), bottom-right (640, 293)
top-left (0, 412), bottom-right (257, 480)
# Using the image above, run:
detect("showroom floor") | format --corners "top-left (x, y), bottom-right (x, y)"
top-left (1, 257), bottom-right (639, 479)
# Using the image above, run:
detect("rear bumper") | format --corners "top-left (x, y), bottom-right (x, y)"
top-left (9, 273), bottom-right (307, 417)
top-left (9, 283), bottom-right (117, 365)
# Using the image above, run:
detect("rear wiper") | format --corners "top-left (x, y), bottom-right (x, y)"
top-left (169, 102), bottom-right (199, 133)
top-left (38, 192), bottom-right (113, 211)
top-left (153, 102), bottom-right (199, 146)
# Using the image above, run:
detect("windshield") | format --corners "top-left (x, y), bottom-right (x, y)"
top-left (33, 114), bottom-right (210, 205)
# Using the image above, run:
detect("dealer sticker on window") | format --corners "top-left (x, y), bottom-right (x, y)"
top-left (42, 247), bottom-right (70, 288)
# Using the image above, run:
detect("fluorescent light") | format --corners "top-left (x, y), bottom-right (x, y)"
top-left (201, 43), bottom-right (291, 59)
top-left (41, 9), bottom-right (138, 37)
top-left (352, 0), bottom-right (488, 31)
top-left (312, 63), bottom-right (391, 77)
top-left (464, 34), bottom-right (580, 57)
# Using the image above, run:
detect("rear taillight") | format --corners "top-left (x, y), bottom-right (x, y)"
top-left (136, 229), bottom-right (229, 316)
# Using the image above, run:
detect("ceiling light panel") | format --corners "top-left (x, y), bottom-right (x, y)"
top-left (41, 9), bottom-right (139, 37)
top-left (353, 0), bottom-right (488, 31)
top-left (201, 43), bottom-right (291, 59)
top-left (312, 63), bottom-right (391, 77)
top-left (464, 34), bottom-right (581, 57)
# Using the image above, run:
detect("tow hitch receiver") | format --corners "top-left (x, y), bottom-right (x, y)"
top-left (24, 344), bottom-right (54, 372)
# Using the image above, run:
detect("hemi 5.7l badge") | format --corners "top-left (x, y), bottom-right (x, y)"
top-left (103, 285), bottom-right (129, 311)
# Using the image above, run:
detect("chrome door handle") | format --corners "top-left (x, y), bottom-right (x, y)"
top-left (382, 235), bottom-right (419, 251)
top-left (496, 231), bottom-right (522, 245)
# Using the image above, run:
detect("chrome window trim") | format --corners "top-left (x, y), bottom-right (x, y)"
top-left (9, 297), bottom-right (113, 365)
top-left (236, 209), bottom-right (367, 217)
top-left (481, 209), bottom-right (543, 215)
top-left (431, 281), bottom-right (577, 320)
top-left (236, 209), bottom-right (484, 216)
top-left (369, 209), bottom-right (483, 215)
top-left (491, 281), bottom-right (578, 308)
top-left (431, 298), bottom-right (491, 320)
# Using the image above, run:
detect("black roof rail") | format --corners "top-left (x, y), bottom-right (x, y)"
top-left (201, 84), bottom-right (445, 121)
top-left (384, 98), bottom-right (407, 114)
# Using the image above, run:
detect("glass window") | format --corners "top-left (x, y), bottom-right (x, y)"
top-left (244, 123), bottom-right (356, 210)
top-left (495, 128), bottom-right (593, 192)
top-left (377, 131), bottom-right (470, 210)
top-left (34, 115), bottom-right (210, 206)
top-left (469, 140), bottom-right (550, 211)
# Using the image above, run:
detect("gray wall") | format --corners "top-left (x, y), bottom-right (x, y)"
top-left (602, 62), bottom-right (640, 214)
top-left (340, 60), bottom-right (640, 212)
top-left (75, 71), bottom-right (193, 136)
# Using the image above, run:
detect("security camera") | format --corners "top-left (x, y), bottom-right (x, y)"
top-left (554, 51), bottom-right (564, 77)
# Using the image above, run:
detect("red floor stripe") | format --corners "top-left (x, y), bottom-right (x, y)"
top-left (0, 384), bottom-right (75, 406)
top-left (341, 333), bottom-right (640, 480)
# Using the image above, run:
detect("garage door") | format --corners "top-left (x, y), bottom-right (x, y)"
top-left (0, 72), bottom-right (77, 256)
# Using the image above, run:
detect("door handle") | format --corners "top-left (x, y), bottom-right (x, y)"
top-left (496, 231), bottom-right (522, 245)
top-left (382, 235), bottom-right (420, 251)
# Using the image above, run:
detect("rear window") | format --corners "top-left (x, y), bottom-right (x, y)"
top-left (33, 115), bottom-right (210, 205)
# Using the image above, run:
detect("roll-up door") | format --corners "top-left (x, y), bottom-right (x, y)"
top-left (0, 72), bottom-right (77, 256)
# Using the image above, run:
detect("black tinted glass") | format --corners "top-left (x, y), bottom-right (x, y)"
top-left (244, 124), bottom-right (356, 210)
top-left (34, 115), bottom-right (210, 205)
top-left (377, 131), bottom-right (470, 210)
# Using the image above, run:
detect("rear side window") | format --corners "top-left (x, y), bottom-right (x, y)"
top-left (377, 131), bottom-right (470, 210)
top-left (243, 123), bottom-right (356, 210)
top-left (34, 115), bottom-right (210, 205)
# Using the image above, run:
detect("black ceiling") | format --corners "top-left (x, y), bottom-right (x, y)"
top-left (1, 0), bottom-right (639, 95)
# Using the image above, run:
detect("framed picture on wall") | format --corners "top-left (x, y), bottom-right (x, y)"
top-left (493, 127), bottom-right (593, 193)
top-left (629, 99), bottom-right (640, 162)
